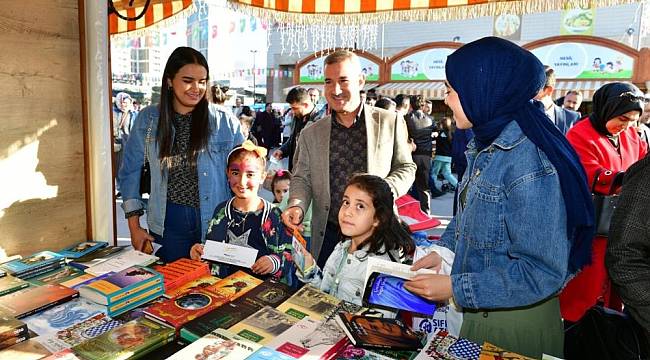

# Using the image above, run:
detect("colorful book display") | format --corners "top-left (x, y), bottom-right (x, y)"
top-left (22, 298), bottom-right (105, 336)
top-left (228, 306), bottom-right (298, 345)
top-left (336, 313), bottom-right (424, 351)
top-left (79, 266), bottom-right (163, 317)
top-left (0, 273), bottom-right (29, 296)
top-left (71, 317), bottom-right (175, 360)
top-left (267, 316), bottom-right (348, 360)
top-left (144, 288), bottom-right (230, 331)
top-left (57, 242), bottom-right (108, 259)
top-left (168, 329), bottom-right (262, 360)
top-left (35, 313), bottom-right (123, 353)
top-left (0, 284), bottom-right (78, 319)
top-left (206, 270), bottom-right (264, 301)
top-left (153, 258), bottom-right (209, 295)
top-left (1, 251), bottom-right (65, 280)
top-left (276, 285), bottom-right (342, 321)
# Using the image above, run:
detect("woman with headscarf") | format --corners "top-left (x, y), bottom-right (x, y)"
top-left (404, 37), bottom-right (595, 358)
top-left (559, 82), bottom-right (647, 325)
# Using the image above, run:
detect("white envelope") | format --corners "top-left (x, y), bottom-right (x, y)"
top-left (202, 240), bottom-right (258, 268)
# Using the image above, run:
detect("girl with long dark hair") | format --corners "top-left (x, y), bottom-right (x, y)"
top-left (118, 47), bottom-right (244, 263)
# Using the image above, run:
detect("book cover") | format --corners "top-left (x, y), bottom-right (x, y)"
top-left (180, 299), bottom-right (260, 342)
top-left (478, 342), bottom-right (535, 360)
top-left (276, 285), bottom-right (341, 321)
top-left (68, 246), bottom-right (125, 271)
top-left (0, 312), bottom-right (28, 341)
top-left (236, 279), bottom-right (296, 310)
top-left (60, 272), bottom-right (112, 291)
top-left (248, 347), bottom-right (297, 360)
top-left (106, 285), bottom-right (164, 318)
top-left (0, 284), bottom-right (79, 319)
top-left (1, 251), bottom-right (64, 276)
top-left (143, 287), bottom-right (230, 330)
top-left (79, 266), bottom-right (162, 305)
top-left (72, 317), bottom-right (175, 360)
top-left (41, 349), bottom-right (82, 360)
top-left (268, 316), bottom-right (348, 360)
top-left (164, 275), bottom-right (221, 298)
top-left (22, 297), bottom-right (105, 336)
top-left (335, 344), bottom-right (419, 360)
top-left (0, 273), bottom-right (29, 296)
top-left (0, 338), bottom-right (52, 360)
top-left (154, 258), bottom-right (210, 293)
top-left (27, 266), bottom-right (85, 287)
top-left (34, 313), bottom-right (124, 353)
top-left (0, 333), bottom-right (29, 350)
top-left (413, 329), bottom-right (481, 360)
top-left (168, 329), bottom-right (262, 360)
top-left (15, 261), bottom-right (65, 280)
top-left (336, 313), bottom-right (423, 351)
top-left (228, 306), bottom-right (298, 345)
top-left (206, 270), bottom-right (263, 301)
top-left (84, 250), bottom-right (158, 276)
top-left (58, 242), bottom-right (108, 259)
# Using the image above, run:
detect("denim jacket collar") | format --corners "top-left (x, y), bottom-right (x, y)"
top-left (467, 120), bottom-right (527, 152)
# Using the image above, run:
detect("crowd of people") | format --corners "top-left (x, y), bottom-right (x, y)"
top-left (115, 38), bottom-right (650, 358)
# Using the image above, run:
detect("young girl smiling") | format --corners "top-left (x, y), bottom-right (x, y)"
top-left (190, 140), bottom-right (297, 287)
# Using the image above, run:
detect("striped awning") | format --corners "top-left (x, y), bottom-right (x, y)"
top-left (554, 80), bottom-right (608, 102)
top-left (375, 82), bottom-right (447, 100)
top-left (109, 0), bottom-right (193, 34)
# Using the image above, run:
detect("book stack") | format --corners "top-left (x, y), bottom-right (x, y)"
top-left (71, 317), bottom-right (175, 360)
top-left (0, 312), bottom-right (28, 350)
top-left (0, 284), bottom-right (79, 319)
top-left (0, 273), bottom-right (29, 296)
top-left (1, 251), bottom-right (65, 280)
top-left (57, 242), bottom-right (108, 259)
top-left (79, 266), bottom-right (164, 317)
top-left (180, 279), bottom-right (296, 342)
top-left (153, 258), bottom-right (209, 296)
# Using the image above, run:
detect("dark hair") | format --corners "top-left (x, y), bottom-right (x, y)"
top-left (395, 94), bottom-right (409, 109)
top-left (411, 95), bottom-right (424, 111)
top-left (345, 174), bottom-right (414, 256)
top-left (158, 47), bottom-right (210, 167)
top-left (211, 84), bottom-right (229, 104)
top-left (543, 65), bottom-right (556, 89)
top-left (360, 90), bottom-right (367, 95)
top-left (286, 87), bottom-right (310, 104)
top-left (271, 170), bottom-right (291, 193)
top-left (375, 98), bottom-right (396, 110)
top-left (441, 117), bottom-right (455, 141)
top-left (241, 106), bottom-right (253, 117)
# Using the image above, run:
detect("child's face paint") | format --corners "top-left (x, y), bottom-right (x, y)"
top-left (227, 154), bottom-right (265, 199)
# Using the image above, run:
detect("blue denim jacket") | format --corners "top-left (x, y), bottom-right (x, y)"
top-left (438, 121), bottom-right (569, 309)
top-left (118, 104), bottom-right (244, 240)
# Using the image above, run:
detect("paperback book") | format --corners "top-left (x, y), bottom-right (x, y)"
top-left (35, 313), bottom-right (124, 353)
top-left (84, 250), bottom-right (158, 276)
top-left (0, 338), bottom-right (52, 360)
top-left (153, 258), bottom-right (209, 294)
top-left (79, 266), bottom-right (162, 306)
top-left (414, 329), bottom-right (481, 360)
top-left (68, 246), bottom-right (125, 271)
top-left (228, 306), bottom-right (298, 345)
top-left (180, 299), bottom-right (260, 342)
top-left (0, 273), bottom-right (30, 296)
top-left (267, 316), bottom-right (348, 360)
top-left (236, 278), bottom-right (296, 310)
top-left (0, 313), bottom-right (28, 350)
top-left (143, 287), bottom-right (230, 331)
top-left (335, 343), bottom-right (419, 360)
top-left (276, 285), bottom-right (341, 321)
top-left (163, 275), bottom-right (221, 298)
top-left (60, 272), bottom-right (112, 290)
top-left (57, 242), bottom-right (108, 259)
top-left (27, 266), bottom-right (85, 287)
top-left (0, 284), bottom-right (79, 319)
top-left (206, 270), bottom-right (263, 301)
top-left (168, 329), bottom-right (262, 360)
top-left (22, 298), bottom-right (105, 336)
top-left (105, 283), bottom-right (164, 318)
top-left (248, 347), bottom-right (296, 360)
top-left (1, 251), bottom-right (65, 279)
top-left (336, 313), bottom-right (424, 351)
top-left (71, 317), bottom-right (175, 360)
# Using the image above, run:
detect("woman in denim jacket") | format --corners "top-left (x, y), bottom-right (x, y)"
top-left (118, 47), bottom-right (244, 263)
top-left (405, 37), bottom-right (595, 358)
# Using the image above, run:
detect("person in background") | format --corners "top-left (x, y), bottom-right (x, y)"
top-left (563, 90), bottom-right (584, 114)
top-left (253, 103), bottom-right (280, 151)
top-left (282, 50), bottom-right (415, 268)
top-left (233, 97), bottom-right (244, 118)
top-left (534, 66), bottom-right (580, 135)
top-left (405, 37), bottom-right (595, 358)
top-left (450, 127), bottom-right (474, 214)
top-left (560, 82), bottom-right (647, 325)
top-left (118, 47), bottom-right (244, 263)
top-left (271, 169), bottom-right (291, 204)
top-left (113, 92), bottom-right (138, 193)
top-left (360, 90), bottom-right (367, 106)
top-left (606, 155), bottom-right (650, 345)
top-left (430, 117), bottom-right (458, 194)
top-left (395, 94), bottom-right (410, 117)
top-left (375, 97), bottom-right (396, 112)
top-left (635, 98), bottom-right (650, 151)
top-left (366, 91), bottom-right (377, 107)
top-left (405, 95), bottom-right (435, 214)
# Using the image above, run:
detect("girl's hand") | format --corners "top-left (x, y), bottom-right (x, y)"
top-left (190, 244), bottom-right (204, 261)
top-left (251, 256), bottom-right (274, 275)
top-left (403, 274), bottom-right (453, 301)
top-left (410, 251), bottom-right (443, 272)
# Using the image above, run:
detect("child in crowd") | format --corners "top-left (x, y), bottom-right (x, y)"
top-left (294, 174), bottom-right (415, 311)
top-left (271, 170), bottom-right (291, 204)
top-left (430, 117), bottom-right (458, 193)
top-left (190, 140), bottom-right (297, 287)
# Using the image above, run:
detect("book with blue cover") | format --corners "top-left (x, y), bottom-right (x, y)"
top-left (22, 297), bottom-right (106, 336)
top-left (27, 266), bottom-right (85, 287)
top-left (1, 251), bottom-right (65, 278)
top-left (79, 266), bottom-right (162, 306)
top-left (247, 347), bottom-right (296, 360)
top-left (58, 242), bottom-right (108, 259)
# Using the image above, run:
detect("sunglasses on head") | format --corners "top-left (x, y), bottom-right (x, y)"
top-left (618, 91), bottom-right (649, 103)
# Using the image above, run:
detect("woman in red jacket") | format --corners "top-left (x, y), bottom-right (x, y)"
top-left (560, 82), bottom-right (648, 324)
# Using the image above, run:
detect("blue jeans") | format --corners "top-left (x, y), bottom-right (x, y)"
top-left (430, 156), bottom-right (458, 191)
top-left (151, 201), bottom-right (202, 263)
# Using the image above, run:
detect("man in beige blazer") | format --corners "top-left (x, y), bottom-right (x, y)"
top-left (282, 50), bottom-right (416, 267)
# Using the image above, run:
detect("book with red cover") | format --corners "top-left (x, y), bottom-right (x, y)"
top-left (153, 258), bottom-right (209, 294)
top-left (143, 288), bottom-right (230, 331)
top-left (0, 284), bottom-right (78, 319)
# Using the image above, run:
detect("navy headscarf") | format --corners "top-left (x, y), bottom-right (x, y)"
top-left (589, 82), bottom-right (645, 136)
top-left (446, 37), bottom-right (595, 275)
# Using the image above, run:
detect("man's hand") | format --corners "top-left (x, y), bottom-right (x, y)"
top-left (251, 256), bottom-right (274, 275)
top-left (272, 149), bottom-right (283, 160)
top-left (190, 244), bottom-right (204, 260)
top-left (128, 217), bottom-right (154, 253)
top-left (282, 206), bottom-right (304, 229)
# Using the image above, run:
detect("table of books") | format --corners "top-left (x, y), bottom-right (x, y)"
top-left (0, 243), bottom-right (541, 360)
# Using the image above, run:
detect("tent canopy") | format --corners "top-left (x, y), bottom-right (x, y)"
top-left (109, 0), bottom-right (193, 34)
